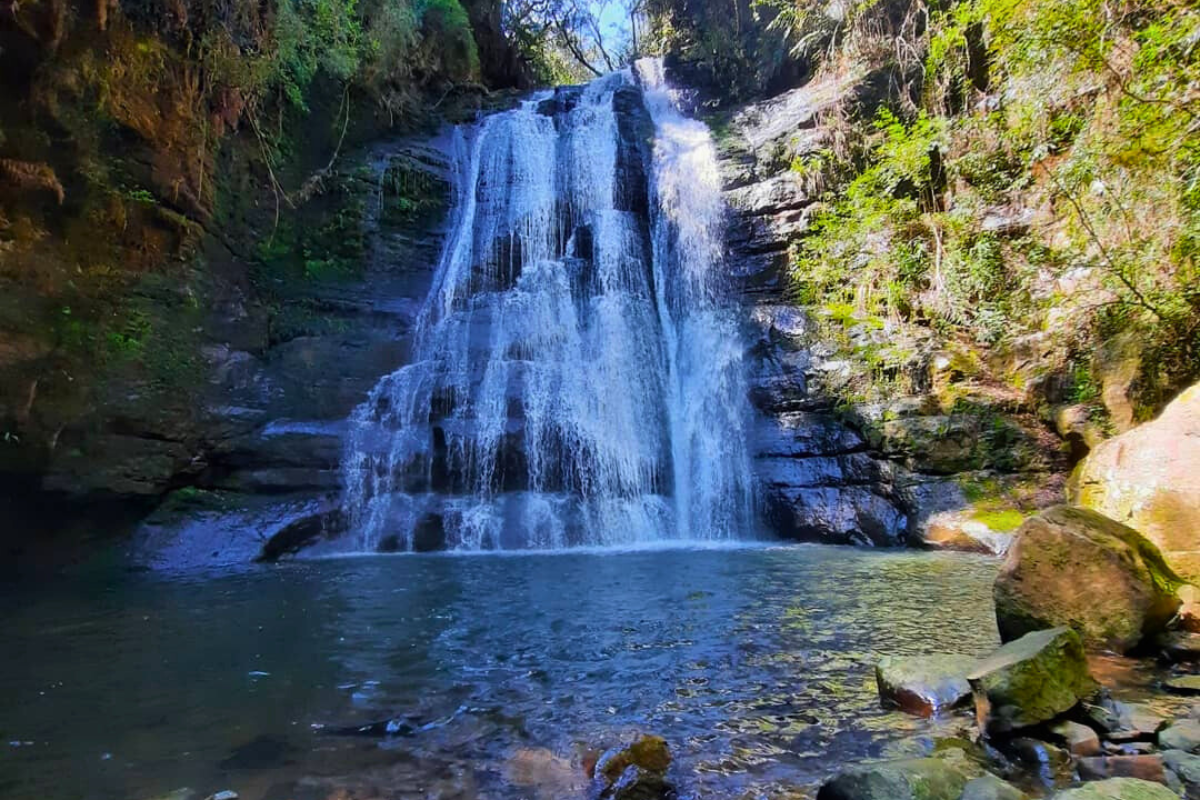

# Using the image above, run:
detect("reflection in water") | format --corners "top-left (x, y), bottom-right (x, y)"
top-left (2, 546), bottom-right (1002, 800)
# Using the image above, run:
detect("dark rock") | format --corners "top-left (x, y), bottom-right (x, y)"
top-left (967, 627), bottom-right (1098, 735)
top-left (764, 485), bottom-right (908, 546)
top-left (875, 654), bottom-right (976, 717)
top-left (993, 506), bottom-right (1183, 653)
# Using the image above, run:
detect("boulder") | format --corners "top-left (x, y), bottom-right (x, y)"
top-left (1071, 382), bottom-right (1200, 582)
top-left (1052, 777), bottom-right (1177, 799)
top-left (875, 654), bottom-right (976, 717)
top-left (967, 627), bottom-right (1097, 734)
top-left (816, 750), bottom-right (982, 800)
top-left (1159, 719), bottom-right (1200, 752)
top-left (993, 506), bottom-right (1183, 653)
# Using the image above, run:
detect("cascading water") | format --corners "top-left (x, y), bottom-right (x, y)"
top-left (341, 60), bottom-right (756, 551)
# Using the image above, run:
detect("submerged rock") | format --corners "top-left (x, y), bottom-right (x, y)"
top-left (875, 654), bottom-right (976, 717)
top-left (816, 750), bottom-right (983, 800)
top-left (1051, 777), bottom-right (1178, 799)
top-left (993, 506), bottom-right (1182, 653)
top-left (967, 627), bottom-right (1097, 735)
top-left (1071, 382), bottom-right (1200, 582)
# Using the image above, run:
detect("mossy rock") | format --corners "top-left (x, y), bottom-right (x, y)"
top-left (595, 734), bottom-right (671, 783)
top-left (967, 627), bottom-right (1098, 735)
top-left (1050, 777), bottom-right (1178, 799)
top-left (993, 506), bottom-right (1184, 653)
top-left (961, 772), bottom-right (1028, 800)
top-left (816, 749), bottom-right (984, 800)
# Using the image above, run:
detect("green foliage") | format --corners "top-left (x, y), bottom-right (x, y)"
top-left (788, 0), bottom-right (1200, 410)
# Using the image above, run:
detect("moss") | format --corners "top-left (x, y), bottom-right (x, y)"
top-left (971, 509), bottom-right (1025, 532)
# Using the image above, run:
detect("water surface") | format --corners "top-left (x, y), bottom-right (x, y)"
top-left (2, 545), bottom-right (1000, 800)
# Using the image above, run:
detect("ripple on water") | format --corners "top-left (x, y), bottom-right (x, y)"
top-left (0, 545), bottom-right (1002, 800)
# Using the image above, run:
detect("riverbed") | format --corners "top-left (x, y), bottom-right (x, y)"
top-left (2, 544), bottom-right (1001, 800)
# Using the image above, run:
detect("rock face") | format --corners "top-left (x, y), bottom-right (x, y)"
top-left (1071, 383), bottom-right (1200, 582)
top-left (993, 506), bottom-right (1183, 653)
top-left (875, 654), bottom-right (976, 717)
top-left (715, 69), bottom-right (1061, 548)
top-left (967, 627), bottom-right (1097, 734)
top-left (123, 139), bottom-right (457, 567)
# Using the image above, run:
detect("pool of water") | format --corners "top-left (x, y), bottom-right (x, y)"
top-left (1, 544), bottom-right (1003, 800)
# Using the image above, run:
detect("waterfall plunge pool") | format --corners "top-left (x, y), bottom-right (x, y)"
top-left (3, 545), bottom-right (1001, 800)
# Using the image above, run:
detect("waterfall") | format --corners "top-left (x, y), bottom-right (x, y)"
top-left (341, 61), bottom-right (755, 551)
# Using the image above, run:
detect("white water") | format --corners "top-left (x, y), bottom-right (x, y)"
top-left (342, 61), bottom-right (755, 551)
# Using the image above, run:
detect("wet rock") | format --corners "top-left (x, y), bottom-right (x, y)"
top-left (961, 773), bottom-right (1028, 800)
top-left (816, 750), bottom-right (983, 800)
top-left (1052, 777), bottom-right (1178, 799)
top-left (875, 654), bottom-right (976, 717)
top-left (1071, 381), bottom-right (1200, 582)
top-left (967, 627), bottom-right (1097, 735)
top-left (1159, 719), bottom-right (1200, 752)
top-left (1076, 755), bottom-right (1166, 784)
top-left (993, 506), bottom-right (1183, 653)
top-left (1166, 676), bottom-right (1200, 695)
top-left (1049, 720), bottom-right (1103, 757)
